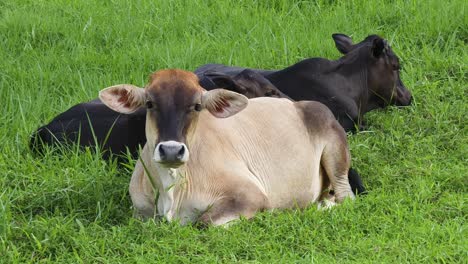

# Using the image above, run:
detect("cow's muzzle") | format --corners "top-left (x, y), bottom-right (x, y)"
top-left (395, 85), bottom-right (413, 106)
top-left (153, 141), bottom-right (189, 168)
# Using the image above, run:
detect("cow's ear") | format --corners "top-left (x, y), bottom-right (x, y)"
top-left (372, 38), bottom-right (387, 58)
top-left (332, 33), bottom-right (354, 54)
top-left (209, 74), bottom-right (247, 94)
top-left (202, 89), bottom-right (248, 118)
top-left (99, 84), bottom-right (146, 114)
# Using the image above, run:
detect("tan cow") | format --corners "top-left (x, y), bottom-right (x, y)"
top-left (99, 69), bottom-right (354, 226)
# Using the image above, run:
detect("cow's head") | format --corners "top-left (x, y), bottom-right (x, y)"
top-left (205, 69), bottom-right (290, 99)
top-left (332, 33), bottom-right (412, 109)
top-left (99, 69), bottom-right (248, 168)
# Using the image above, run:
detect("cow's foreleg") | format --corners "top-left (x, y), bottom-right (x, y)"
top-left (129, 159), bottom-right (156, 220)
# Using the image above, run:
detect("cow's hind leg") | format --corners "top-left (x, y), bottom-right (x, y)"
top-left (197, 187), bottom-right (268, 227)
top-left (321, 124), bottom-right (355, 203)
top-left (348, 168), bottom-right (367, 195)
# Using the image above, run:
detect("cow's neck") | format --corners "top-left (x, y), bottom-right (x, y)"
top-left (357, 65), bottom-right (370, 113)
top-left (341, 49), bottom-right (377, 113)
top-left (333, 58), bottom-right (370, 113)
top-left (154, 164), bottom-right (189, 221)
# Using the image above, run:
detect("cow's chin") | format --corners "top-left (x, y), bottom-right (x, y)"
top-left (157, 161), bottom-right (185, 169)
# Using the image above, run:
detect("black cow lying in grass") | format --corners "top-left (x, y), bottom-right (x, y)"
top-left (195, 33), bottom-right (413, 131)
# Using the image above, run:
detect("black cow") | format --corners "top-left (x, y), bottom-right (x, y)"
top-left (195, 33), bottom-right (413, 131)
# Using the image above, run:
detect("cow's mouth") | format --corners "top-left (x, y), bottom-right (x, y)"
top-left (158, 161), bottom-right (185, 169)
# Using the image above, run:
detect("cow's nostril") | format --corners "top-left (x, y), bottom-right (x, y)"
top-left (159, 145), bottom-right (166, 158)
top-left (177, 146), bottom-right (185, 157)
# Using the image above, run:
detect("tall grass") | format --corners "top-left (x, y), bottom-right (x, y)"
top-left (0, 0), bottom-right (466, 262)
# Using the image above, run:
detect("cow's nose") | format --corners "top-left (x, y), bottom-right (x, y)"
top-left (155, 141), bottom-right (188, 166)
top-left (395, 85), bottom-right (412, 106)
top-left (159, 143), bottom-right (185, 161)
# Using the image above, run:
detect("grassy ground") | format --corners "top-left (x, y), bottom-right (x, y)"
top-left (0, 0), bottom-right (466, 262)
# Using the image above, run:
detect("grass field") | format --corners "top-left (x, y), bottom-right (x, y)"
top-left (0, 0), bottom-right (466, 262)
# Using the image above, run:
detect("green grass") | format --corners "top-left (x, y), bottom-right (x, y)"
top-left (0, 0), bottom-right (466, 262)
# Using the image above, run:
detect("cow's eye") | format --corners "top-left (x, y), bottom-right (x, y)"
top-left (187, 103), bottom-right (202, 113)
top-left (146, 100), bottom-right (153, 109)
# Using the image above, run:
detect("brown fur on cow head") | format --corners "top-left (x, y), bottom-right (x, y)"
top-left (332, 33), bottom-right (412, 109)
top-left (99, 69), bottom-right (248, 168)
